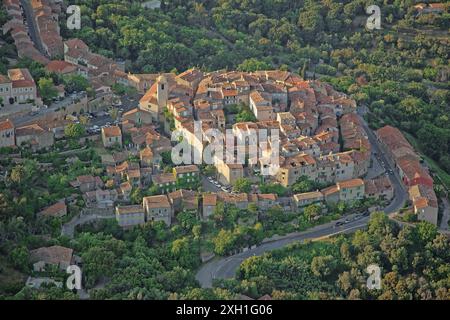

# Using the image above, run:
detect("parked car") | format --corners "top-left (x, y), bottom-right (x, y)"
top-left (334, 221), bottom-right (345, 228)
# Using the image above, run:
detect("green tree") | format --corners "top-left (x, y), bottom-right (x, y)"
top-left (63, 74), bottom-right (90, 93)
top-left (233, 178), bottom-right (252, 193)
top-left (213, 229), bottom-right (236, 255)
top-left (38, 78), bottom-right (58, 104)
top-left (64, 123), bottom-right (85, 139)
top-left (237, 58), bottom-right (271, 72)
top-left (236, 105), bottom-right (257, 123)
top-left (292, 176), bottom-right (315, 193)
top-left (303, 204), bottom-right (321, 222)
top-left (311, 255), bottom-right (338, 278)
top-left (10, 246), bottom-right (29, 272)
top-left (10, 165), bottom-right (26, 185)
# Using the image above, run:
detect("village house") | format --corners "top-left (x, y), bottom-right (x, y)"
top-left (217, 192), bottom-right (249, 210)
top-left (321, 185), bottom-right (340, 203)
top-left (15, 123), bottom-right (54, 150)
top-left (413, 197), bottom-right (439, 225)
top-left (119, 181), bottom-right (132, 202)
top-left (202, 193), bottom-right (217, 219)
top-left (364, 176), bottom-right (394, 201)
top-left (248, 193), bottom-right (278, 210)
top-left (175, 68), bottom-right (204, 91)
top-left (397, 157), bottom-right (434, 188)
top-left (414, 3), bottom-right (446, 15)
top-left (0, 74), bottom-right (13, 106)
top-left (216, 162), bottom-right (244, 186)
top-left (249, 91), bottom-right (275, 121)
top-left (101, 126), bottom-right (122, 148)
top-left (152, 172), bottom-right (177, 193)
top-left (30, 245), bottom-right (73, 272)
top-left (122, 108), bottom-right (153, 126)
top-left (84, 189), bottom-right (118, 208)
top-left (125, 73), bottom-right (158, 93)
top-left (276, 153), bottom-right (317, 187)
top-left (37, 201), bottom-right (67, 218)
top-left (173, 164), bottom-right (200, 182)
top-left (0, 69), bottom-right (38, 105)
top-left (336, 178), bottom-right (365, 202)
top-left (0, 119), bottom-right (15, 148)
top-left (276, 112), bottom-right (297, 127)
top-left (293, 191), bottom-right (324, 210)
top-left (408, 183), bottom-right (439, 225)
top-left (375, 125), bottom-right (420, 168)
top-left (168, 189), bottom-right (199, 214)
top-left (140, 146), bottom-right (155, 168)
top-left (143, 195), bottom-right (173, 226)
top-left (115, 205), bottom-right (146, 228)
top-left (45, 60), bottom-right (82, 76)
top-left (70, 175), bottom-right (104, 193)
top-left (316, 152), bottom-right (355, 184)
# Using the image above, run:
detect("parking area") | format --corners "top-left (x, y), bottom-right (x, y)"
top-left (202, 176), bottom-right (232, 193)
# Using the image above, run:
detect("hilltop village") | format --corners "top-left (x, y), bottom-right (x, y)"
top-left (0, 0), bottom-right (446, 299)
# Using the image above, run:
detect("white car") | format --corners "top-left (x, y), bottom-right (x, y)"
top-left (221, 187), bottom-right (229, 192)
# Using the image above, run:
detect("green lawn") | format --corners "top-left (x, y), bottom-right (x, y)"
top-left (403, 131), bottom-right (450, 190)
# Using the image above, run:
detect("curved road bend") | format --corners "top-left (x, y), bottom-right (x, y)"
top-left (195, 116), bottom-right (408, 288)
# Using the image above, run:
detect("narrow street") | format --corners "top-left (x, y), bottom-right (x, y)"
top-left (20, 0), bottom-right (45, 55)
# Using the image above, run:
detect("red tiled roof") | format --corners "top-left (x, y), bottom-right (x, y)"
top-left (0, 119), bottom-right (14, 131)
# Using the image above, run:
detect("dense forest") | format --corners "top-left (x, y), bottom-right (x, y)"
top-left (60, 0), bottom-right (450, 183)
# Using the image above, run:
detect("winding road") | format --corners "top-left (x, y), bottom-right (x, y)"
top-left (195, 112), bottom-right (408, 288)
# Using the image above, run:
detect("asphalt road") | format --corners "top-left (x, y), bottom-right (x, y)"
top-left (195, 112), bottom-right (408, 288)
top-left (202, 176), bottom-right (222, 193)
top-left (10, 93), bottom-right (88, 126)
top-left (10, 92), bottom-right (141, 128)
